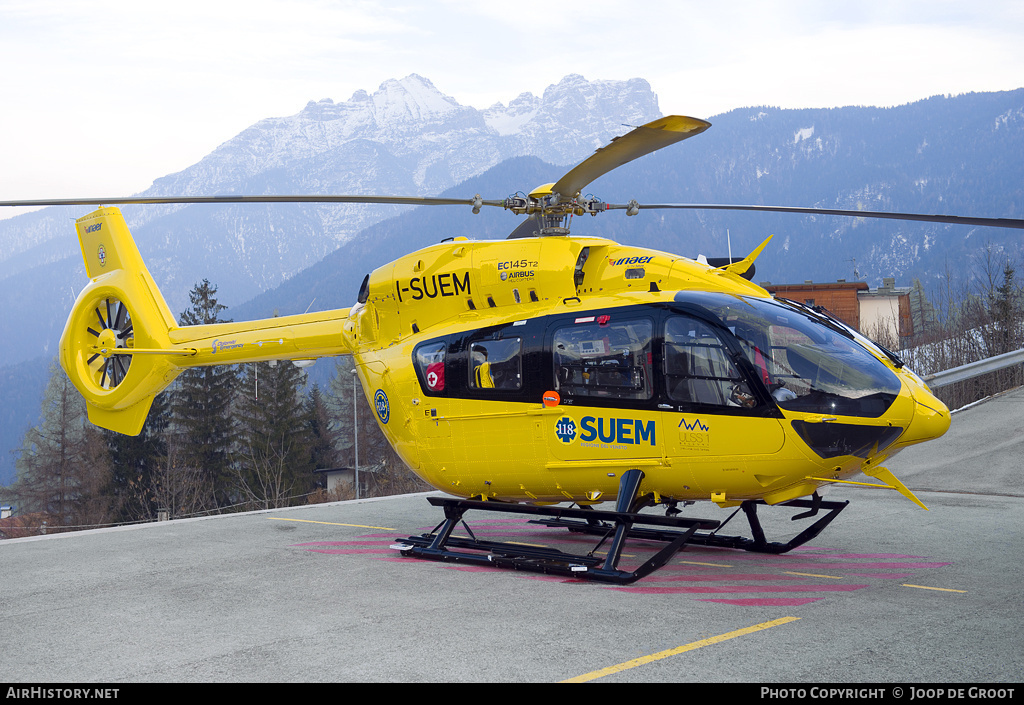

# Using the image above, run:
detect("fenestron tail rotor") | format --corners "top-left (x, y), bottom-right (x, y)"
top-left (85, 297), bottom-right (134, 390)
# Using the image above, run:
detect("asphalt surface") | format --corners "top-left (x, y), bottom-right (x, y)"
top-left (2, 390), bottom-right (1023, 684)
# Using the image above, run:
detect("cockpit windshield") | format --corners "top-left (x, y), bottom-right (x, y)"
top-left (673, 292), bottom-right (902, 418)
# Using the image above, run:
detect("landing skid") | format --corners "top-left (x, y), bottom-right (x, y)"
top-left (537, 495), bottom-right (850, 555)
top-left (392, 470), bottom-right (849, 584)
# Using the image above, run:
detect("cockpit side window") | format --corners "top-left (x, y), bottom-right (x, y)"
top-left (674, 292), bottom-right (903, 418)
top-left (663, 316), bottom-right (753, 408)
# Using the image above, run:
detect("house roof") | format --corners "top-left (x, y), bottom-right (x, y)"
top-left (0, 512), bottom-right (51, 540)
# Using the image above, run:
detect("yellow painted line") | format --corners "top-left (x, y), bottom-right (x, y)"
top-left (785, 571), bottom-right (844, 579)
top-left (269, 517), bottom-right (396, 531)
top-left (902, 584), bottom-right (968, 593)
top-left (677, 560), bottom-right (733, 568)
top-left (561, 616), bottom-right (801, 683)
top-left (448, 535), bottom-right (550, 550)
top-left (506, 541), bottom-right (550, 548)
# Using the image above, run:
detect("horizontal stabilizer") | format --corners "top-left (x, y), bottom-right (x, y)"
top-left (715, 234), bottom-right (773, 280)
top-left (704, 257), bottom-right (756, 280)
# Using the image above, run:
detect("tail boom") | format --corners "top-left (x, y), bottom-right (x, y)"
top-left (61, 207), bottom-right (354, 435)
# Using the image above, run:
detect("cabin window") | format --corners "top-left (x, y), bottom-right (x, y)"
top-left (469, 338), bottom-right (522, 390)
top-left (552, 318), bottom-right (653, 400)
top-left (414, 341), bottom-right (446, 393)
top-left (663, 316), bottom-right (749, 407)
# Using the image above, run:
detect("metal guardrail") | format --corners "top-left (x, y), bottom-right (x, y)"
top-left (922, 347), bottom-right (1024, 388)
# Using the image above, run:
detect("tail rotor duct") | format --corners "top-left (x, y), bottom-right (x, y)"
top-left (84, 296), bottom-right (134, 391)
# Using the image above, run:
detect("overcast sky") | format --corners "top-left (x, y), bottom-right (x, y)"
top-left (2, 0), bottom-right (1023, 219)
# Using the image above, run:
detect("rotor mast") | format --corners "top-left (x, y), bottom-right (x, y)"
top-left (502, 183), bottom-right (613, 237)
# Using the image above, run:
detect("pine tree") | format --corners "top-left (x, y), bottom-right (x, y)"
top-left (170, 279), bottom-right (239, 508)
top-left (306, 383), bottom-right (341, 471)
top-left (988, 261), bottom-right (1021, 356)
top-left (12, 360), bottom-right (110, 531)
top-left (235, 361), bottom-right (314, 508)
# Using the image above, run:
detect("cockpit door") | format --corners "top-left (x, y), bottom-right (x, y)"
top-left (661, 312), bottom-right (786, 457)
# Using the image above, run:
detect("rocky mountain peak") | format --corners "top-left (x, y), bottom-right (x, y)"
top-left (371, 74), bottom-right (462, 124)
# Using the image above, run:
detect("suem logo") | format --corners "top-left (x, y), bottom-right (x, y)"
top-left (580, 416), bottom-right (656, 445)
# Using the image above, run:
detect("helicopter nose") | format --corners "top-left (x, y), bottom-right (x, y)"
top-left (900, 386), bottom-right (951, 446)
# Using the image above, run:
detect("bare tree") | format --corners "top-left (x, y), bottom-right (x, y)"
top-left (905, 250), bottom-right (1024, 410)
top-left (151, 423), bottom-right (219, 519)
top-left (233, 361), bottom-right (314, 509)
top-left (320, 358), bottom-right (429, 500)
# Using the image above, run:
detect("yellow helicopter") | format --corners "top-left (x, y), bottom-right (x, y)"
top-left (6, 115), bottom-right (1024, 583)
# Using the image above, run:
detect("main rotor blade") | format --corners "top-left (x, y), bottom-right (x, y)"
top-left (0, 194), bottom-right (507, 208)
top-left (551, 115), bottom-right (711, 199)
top-left (609, 203), bottom-right (1024, 230)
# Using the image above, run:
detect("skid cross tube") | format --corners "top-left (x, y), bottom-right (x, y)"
top-left (392, 471), bottom-right (718, 584)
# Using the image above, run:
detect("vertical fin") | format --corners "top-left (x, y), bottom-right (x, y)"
top-left (863, 466), bottom-right (929, 510)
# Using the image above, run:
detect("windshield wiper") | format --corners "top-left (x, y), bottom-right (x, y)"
top-left (775, 297), bottom-right (905, 369)
top-left (775, 298), bottom-right (855, 340)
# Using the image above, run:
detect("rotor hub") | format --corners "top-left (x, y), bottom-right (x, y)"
top-left (94, 328), bottom-right (118, 357)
